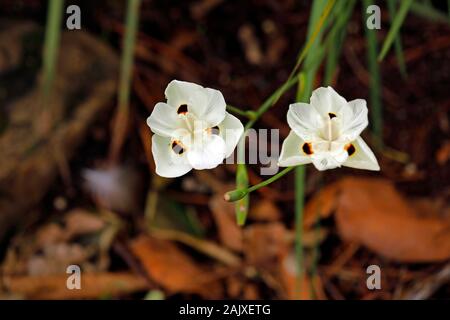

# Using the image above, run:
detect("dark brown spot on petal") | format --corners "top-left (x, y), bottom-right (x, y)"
top-left (328, 112), bottom-right (337, 119)
top-left (171, 140), bottom-right (185, 155)
top-left (209, 126), bottom-right (220, 135)
top-left (302, 142), bottom-right (313, 155)
top-left (177, 104), bottom-right (188, 115)
top-left (345, 143), bottom-right (356, 156)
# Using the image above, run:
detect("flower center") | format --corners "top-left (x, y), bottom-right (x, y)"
top-left (320, 114), bottom-right (340, 150)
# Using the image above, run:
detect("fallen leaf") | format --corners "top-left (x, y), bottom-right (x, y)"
top-left (280, 251), bottom-right (325, 300)
top-left (243, 223), bottom-right (288, 267)
top-left (248, 199), bottom-right (281, 222)
top-left (436, 140), bottom-right (450, 165)
top-left (209, 195), bottom-right (243, 252)
top-left (64, 209), bottom-right (106, 237)
top-left (306, 177), bottom-right (450, 262)
top-left (129, 236), bottom-right (222, 298)
top-left (2, 272), bottom-right (148, 299)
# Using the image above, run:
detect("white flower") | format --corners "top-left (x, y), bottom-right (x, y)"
top-left (278, 86), bottom-right (380, 171)
top-left (147, 80), bottom-right (244, 178)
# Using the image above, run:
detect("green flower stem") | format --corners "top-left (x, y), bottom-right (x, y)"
top-left (363, 0), bottom-right (383, 147)
top-left (224, 166), bottom-right (296, 202)
top-left (243, 0), bottom-right (335, 133)
top-left (244, 76), bottom-right (299, 131)
top-left (387, 0), bottom-right (407, 78)
top-left (118, 0), bottom-right (141, 112)
top-left (110, 0), bottom-right (141, 161)
top-left (226, 105), bottom-right (256, 119)
top-left (378, 0), bottom-right (413, 61)
top-left (294, 165), bottom-right (306, 297)
top-left (288, 0), bottom-right (336, 81)
top-left (42, 0), bottom-right (65, 100)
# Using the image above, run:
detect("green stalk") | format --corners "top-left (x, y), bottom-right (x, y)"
top-left (288, 0), bottom-right (336, 81)
top-left (387, 0), bottom-right (407, 78)
top-left (235, 163), bottom-right (249, 225)
top-left (118, 0), bottom-right (141, 112)
top-left (324, 0), bottom-right (356, 85)
top-left (363, 0), bottom-right (383, 147)
top-left (235, 130), bottom-right (249, 225)
top-left (110, 0), bottom-right (141, 161)
top-left (243, 0), bottom-right (336, 132)
top-left (292, 0), bottom-right (330, 299)
top-left (244, 76), bottom-right (299, 131)
top-left (294, 165), bottom-right (306, 298)
top-left (448, 0), bottom-right (450, 20)
top-left (226, 105), bottom-right (256, 119)
top-left (409, 0), bottom-right (450, 24)
top-left (378, 0), bottom-right (413, 61)
top-left (224, 167), bottom-right (295, 202)
top-left (42, 0), bottom-right (64, 100)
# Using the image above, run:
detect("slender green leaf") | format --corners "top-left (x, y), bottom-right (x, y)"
top-left (118, 0), bottom-right (141, 111)
top-left (363, 0), bottom-right (383, 146)
top-left (42, 0), bottom-right (64, 99)
top-left (409, 0), bottom-right (450, 24)
top-left (387, 0), bottom-right (407, 77)
top-left (324, 0), bottom-right (357, 85)
top-left (378, 0), bottom-right (413, 61)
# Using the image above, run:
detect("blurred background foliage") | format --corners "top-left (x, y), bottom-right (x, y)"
top-left (0, 0), bottom-right (449, 299)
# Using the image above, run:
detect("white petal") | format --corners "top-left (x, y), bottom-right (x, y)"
top-left (287, 102), bottom-right (322, 141)
top-left (342, 136), bottom-right (380, 171)
top-left (152, 135), bottom-right (192, 178)
top-left (310, 155), bottom-right (343, 171)
top-left (218, 112), bottom-right (244, 158)
top-left (202, 88), bottom-right (227, 126)
top-left (165, 80), bottom-right (226, 127)
top-left (340, 99), bottom-right (369, 140)
top-left (278, 131), bottom-right (312, 167)
top-left (310, 86), bottom-right (348, 116)
top-left (187, 134), bottom-right (226, 170)
top-left (147, 102), bottom-right (182, 137)
top-left (165, 79), bottom-right (204, 108)
top-left (309, 141), bottom-right (349, 171)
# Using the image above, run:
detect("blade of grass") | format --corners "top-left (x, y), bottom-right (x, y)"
top-left (324, 0), bottom-right (357, 85)
top-left (293, 0), bottom-right (333, 299)
top-left (363, 0), bottom-right (383, 147)
top-left (42, 0), bottom-right (64, 100)
top-left (448, 0), bottom-right (450, 20)
top-left (387, 0), bottom-right (407, 78)
top-left (288, 0), bottom-right (336, 81)
top-left (226, 105), bottom-right (256, 119)
top-left (110, 0), bottom-right (141, 162)
top-left (378, 0), bottom-right (413, 61)
top-left (409, 0), bottom-right (450, 24)
top-left (244, 0), bottom-right (336, 132)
